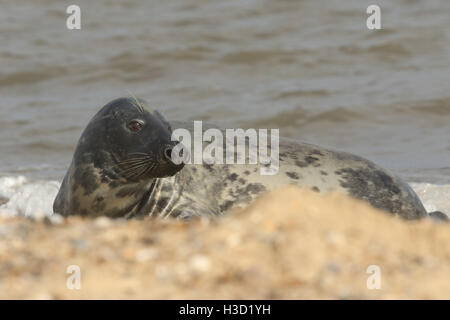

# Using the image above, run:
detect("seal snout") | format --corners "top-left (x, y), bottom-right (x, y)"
top-left (161, 141), bottom-right (188, 165)
top-left (159, 142), bottom-right (186, 178)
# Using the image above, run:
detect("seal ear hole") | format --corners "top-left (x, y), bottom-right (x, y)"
top-left (127, 120), bottom-right (144, 132)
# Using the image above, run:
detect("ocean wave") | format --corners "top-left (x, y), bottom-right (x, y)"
top-left (410, 183), bottom-right (450, 215)
top-left (0, 66), bottom-right (68, 87)
top-left (0, 176), bottom-right (60, 219)
top-left (249, 107), bottom-right (366, 129)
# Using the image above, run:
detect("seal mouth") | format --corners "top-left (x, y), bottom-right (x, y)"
top-left (165, 142), bottom-right (190, 166)
top-left (164, 147), bottom-right (173, 162)
top-left (152, 143), bottom-right (184, 178)
top-left (161, 142), bottom-right (189, 166)
top-left (110, 142), bottom-right (186, 181)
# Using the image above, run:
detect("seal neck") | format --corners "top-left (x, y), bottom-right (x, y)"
top-left (133, 176), bottom-right (182, 218)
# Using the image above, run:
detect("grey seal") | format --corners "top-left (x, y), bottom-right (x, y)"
top-left (54, 97), bottom-right (444, 221)
top-left (53, 97), bottom-right (185, 218)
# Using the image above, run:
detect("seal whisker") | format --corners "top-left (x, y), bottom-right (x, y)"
top-left (135, 163), bottom-right (156, 179)
top-left (128, 152), bottom-right (151, 157)
top-left (115, 158), bottom-right (152, 167)
top-left (127, 91), bottom-right (145, 114)
top-left (114, 162), bottom-right (151, 178)
top-left (161, 180), bottom-right (179, 220)
top-left (111, 162), bottom-right (146, 173)
top-left (111, 157), bottom-right (153, 169)
top-left (124, 157), bottom-right (152, 162)
top-left (113, 159), bottom-right (145, 167)
top-left (114, 156), bottom-right (153, 165)
top-left (126, 166), bottom-right (150, 180)
top-left (110, 154), bottom-right (149, 171)
top-left (120, 159), bottom-right (159, 180)
top-left (118, 162), bottom-right (151, 175)
top-left (126, 162), bottom-right (156, 180)
top-left (140, 162), bottom-right (157, 178)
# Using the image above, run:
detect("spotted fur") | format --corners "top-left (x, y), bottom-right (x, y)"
top-left (54, 98), bottom-right (432, 221)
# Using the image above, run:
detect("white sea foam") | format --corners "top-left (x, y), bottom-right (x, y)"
top-left (0, 176), bottom-right (60, 219)
top-left (0, 176), bottom-right (448, 219)
top-left (410, 183), bottom-right (450, 216)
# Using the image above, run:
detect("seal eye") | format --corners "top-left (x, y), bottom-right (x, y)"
top-left (127, 120), bottom-right (143, 132)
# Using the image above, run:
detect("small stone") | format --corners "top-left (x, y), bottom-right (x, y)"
top-left (49, 214), bottom-right (64, 225)
top-left (326, 261), bottom-right (341, 273)
top-left (0, 196), bottom-right (8, 206)
top-left (94, 216), bottom-right (113, 228)
top-left (226, 233), bottom-right (241, 247)
top-left (135, 248), bottom-right (159, 262)
top-left (250, 212), bottom-right (263, 224)
top-left (71, 239), bottom-right (90, 250)
top-left (97, 247), bottom-right (117, 261)
top-left (200, 216), bottom-right (211, 227)
top-left (155, 265), bottom-right (171, 281)
top-left (121, 248), bottom-right (137, 261)
top-left (324, 231), bottom-right (345, 246)
top-left (189, 255), bottom-right (211, 273)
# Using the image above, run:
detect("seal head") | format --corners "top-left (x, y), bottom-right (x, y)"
top-left (53, 97), bottom-right (184, 217)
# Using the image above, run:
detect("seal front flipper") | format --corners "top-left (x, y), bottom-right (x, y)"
top-left (428, 211), bottom-right (449, 222)
top-left (53, 169), bottom-right (71, 216)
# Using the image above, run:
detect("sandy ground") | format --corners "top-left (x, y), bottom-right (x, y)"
top-left (0, 186), bottom-right (449, 300)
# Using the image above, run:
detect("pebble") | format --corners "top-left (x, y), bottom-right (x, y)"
top-left (94, 216), bottom-right (113, 228)
top-left (324, 231), bottom-right (346, 246)
top-left (226, 233), bottom-right (242, 247)
top-left (48, 214), bottom-right (64, 225)
top-left (189, 255), bottom-right (211, 273)
top-left (0, 197), bottom-right (8, 206)
top-left (135, 248), bottom-right (159, 262)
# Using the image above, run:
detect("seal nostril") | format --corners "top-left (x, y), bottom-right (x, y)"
top-left (164, 147), bottom-right (172, 161)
